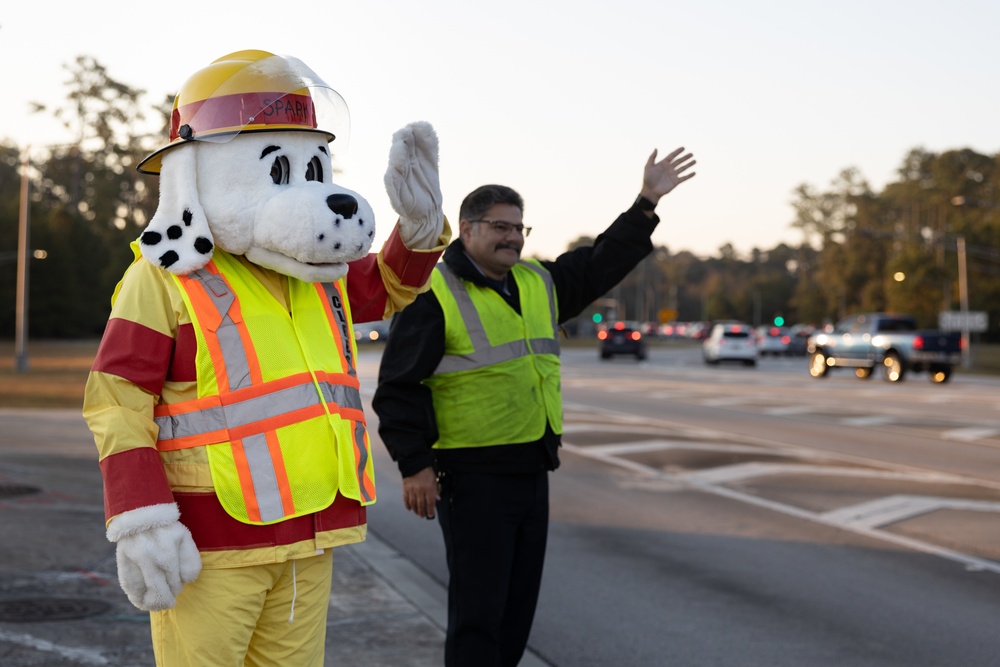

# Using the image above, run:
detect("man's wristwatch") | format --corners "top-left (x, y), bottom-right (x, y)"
top-left (634, 195), bottom-right (656, 212)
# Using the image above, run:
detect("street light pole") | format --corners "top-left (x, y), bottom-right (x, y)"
top-left (15, 148), bottom-right (31, 373)
top-left (956, 235), bottom-right (970, 369)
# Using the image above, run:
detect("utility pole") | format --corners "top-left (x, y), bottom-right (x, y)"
top-left (956, 235), bottom-right (970, 369)
top-left (15, 148), bottom-right (31, 372)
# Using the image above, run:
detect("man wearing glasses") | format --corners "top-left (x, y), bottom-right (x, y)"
top-left (373, 147), bottom-right (696, 666)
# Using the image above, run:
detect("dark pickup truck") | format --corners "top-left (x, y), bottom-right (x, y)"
top-left (807, 312), bottom-right (962, 383)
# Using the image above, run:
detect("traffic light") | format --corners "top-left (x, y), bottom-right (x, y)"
top-left (773, 316), bottom-right (785, 326)
top-left (592, 313), bottom-right (603, 323)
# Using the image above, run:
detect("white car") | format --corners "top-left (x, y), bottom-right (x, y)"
top-left (703, 322), bottom-right (757, 366)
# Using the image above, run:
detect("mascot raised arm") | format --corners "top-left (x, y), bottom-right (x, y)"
top-left (82, 50), bottom-right (450, 665)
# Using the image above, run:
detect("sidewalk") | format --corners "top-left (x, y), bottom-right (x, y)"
top-left (0, 408), bottom-right (547, 666)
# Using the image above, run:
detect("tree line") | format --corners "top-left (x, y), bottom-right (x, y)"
top-left (2, 57), bottom-right (999, 342)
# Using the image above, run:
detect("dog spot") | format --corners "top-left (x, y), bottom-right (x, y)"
top-left (141, 231), bottom-right (162, 246)
top-left (182, 209), bottom-right (194, 226)
top-left (368, 230), bottom-right (374, 238)
top-left (194, 237), bottom-right (213, 255)
top-left (167, 225), bottom-right (183, 240)
top-left (334, 242), bottom-right (341, 250)
top-left (159, 250), bottom-right (180, 268)
top-left (318, 233), bottom-right (325, 241)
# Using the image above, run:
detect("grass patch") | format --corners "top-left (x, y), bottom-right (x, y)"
top-left (0, 340), bottom-right (99, 409)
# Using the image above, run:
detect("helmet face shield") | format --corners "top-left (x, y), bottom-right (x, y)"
top-left (138, 51), bottom-right (351, 174)
top-left (178, 55), bottom-right (350, 146)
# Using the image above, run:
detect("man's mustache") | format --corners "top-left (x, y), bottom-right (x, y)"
top-left (495, 243), bottom-right (521, 252)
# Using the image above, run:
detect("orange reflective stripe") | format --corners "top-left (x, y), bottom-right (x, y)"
top-left (231, 438), bottom-right (262, 523)
top-left (265, 430), bottom-right (296, 517)
top-left (158, 430), bottom-right (230, 452)
top-left (179, 272), bottom-right (232, 391)
top-left (353, 422), bottom-right (375, 502)
top-left (316, 282), bottom-right (356, 376)
top-left (227, 293), bottom-right (264, 387)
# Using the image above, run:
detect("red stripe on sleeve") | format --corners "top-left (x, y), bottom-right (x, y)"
top-left (92, 318), bottom-right (175, 395)
top-left (168, 323), bottom-right (197, 382)
top-left (345, 254), bottom-right (388, 323)
top-left (99, 447), bottom-right (175, 521)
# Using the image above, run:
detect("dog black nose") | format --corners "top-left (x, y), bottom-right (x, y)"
top-left (327, 194), bottom-right (359, 218)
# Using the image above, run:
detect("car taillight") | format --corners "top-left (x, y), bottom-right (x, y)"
top-left (597, 331), bottom-right (608, 340)
top-left (781, 335), bottom-right (790, 344)
top-left (631, 331), bottom-right (641, 341)
top-left (913, 336), bottom-right (923, 350)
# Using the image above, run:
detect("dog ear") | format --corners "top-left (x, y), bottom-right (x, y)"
top-left (140, 147), bottom-right (215, 275)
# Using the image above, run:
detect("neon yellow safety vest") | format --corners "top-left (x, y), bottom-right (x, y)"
top-left (152, 250), bottom-right (376, 525)
top-left (425, 260), bottom-right (562, 448)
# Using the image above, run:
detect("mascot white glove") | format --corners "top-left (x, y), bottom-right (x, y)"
top-left (106, 502), bottom-right (202, 611)
top-left (384, 121), bottom-right (445, 249)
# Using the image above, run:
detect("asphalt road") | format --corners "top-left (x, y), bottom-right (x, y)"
top-left (3, 344), bottom-right (998, 666)
top-left (359, 344), bottom-right (1000, 666)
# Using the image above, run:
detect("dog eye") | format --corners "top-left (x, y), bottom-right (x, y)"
top-left (305, 157), bottom-right (324, 183)
top-left (270, 156), bottom-right (290, 185)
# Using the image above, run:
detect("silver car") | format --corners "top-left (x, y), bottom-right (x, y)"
top-left (703, 322), bottom-right (758, 366)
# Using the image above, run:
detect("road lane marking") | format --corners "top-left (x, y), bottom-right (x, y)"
top-left (562, 436), bottom-right (1000, 576)
top-left (822, 495), bottom-right (1000, 529)
top-left (0, 628), bottom-right (108, 665)
top-left (699, 396), bottom-right (756, 406)
top-left (942, 427), bottom-right (1000, 442)
top-left (763, 406), bottom-right (816, 416)
top-left (839, 415), bottom-right (896, 426)
top-left (579, 440), bottom-right (775, 457)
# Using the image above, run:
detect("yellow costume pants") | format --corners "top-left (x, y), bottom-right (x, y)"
top-left (151, 550), bottom-right (333, 667)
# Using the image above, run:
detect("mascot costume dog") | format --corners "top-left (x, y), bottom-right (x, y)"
top-left (83, 50), bottom-right (450, 665)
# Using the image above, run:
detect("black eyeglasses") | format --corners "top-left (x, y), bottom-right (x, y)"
top-left (470, 220), bottom-right (532, 237)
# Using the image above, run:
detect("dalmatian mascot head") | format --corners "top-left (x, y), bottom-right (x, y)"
top-left (136, 49), bottom-right (378, 283)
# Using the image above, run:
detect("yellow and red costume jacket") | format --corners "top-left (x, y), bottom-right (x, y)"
top-left (84, 224), bottom-right (446, 568)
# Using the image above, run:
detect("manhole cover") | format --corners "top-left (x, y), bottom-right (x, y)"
top-left (0, 598), bottom-right (111, 623)
top-left (0, 484), bottom-right (41, 499)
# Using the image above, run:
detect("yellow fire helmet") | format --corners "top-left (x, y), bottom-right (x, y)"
top-left (137, 49), bottom-right (350, 175)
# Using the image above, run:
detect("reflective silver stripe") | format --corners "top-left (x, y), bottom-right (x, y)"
top-left (517, 261), bottom-right (559, 335)
top-left (438, 265), bottom-right (490, 350)
top-left (353, 421), bottom-right (374, 503)
top-left (433, 262), bottom-right (560, 375)
top-left (318, 382), bottom-right (364, 412)
top-left (319, 282), bottom-right (356, 377)
top-left (242, 432), bottom-right (284, 523)
top-left (155, 380), bottom-right (363, 442)
top-left (190, 269), bottom-right (253, 391)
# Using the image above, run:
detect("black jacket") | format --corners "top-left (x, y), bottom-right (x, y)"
top-left (372, 200), bottom-right (661, 477)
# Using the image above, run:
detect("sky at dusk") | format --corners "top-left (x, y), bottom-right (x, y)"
top-left (4, 0), bottom-right (1000, 259)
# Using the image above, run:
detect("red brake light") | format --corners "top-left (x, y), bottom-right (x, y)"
top-left (631, 331), bottom-right (641, 341)
top-left (614, 322), bottom-right (625, 330)
top-left (781, 335), bottom-right (790, 344)
top-left (597, 331), bottom-right (608, 340)
top-left (913, 335), bottom-right (923, 350)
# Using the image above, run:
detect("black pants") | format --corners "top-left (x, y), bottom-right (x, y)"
top-left (436, 470), bottom-right (549, 667)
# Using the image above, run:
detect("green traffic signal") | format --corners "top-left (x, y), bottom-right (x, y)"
top-left (592, 313), bottom-right (603, 323)
top-left (773, 316), bottom-right (785, 326)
